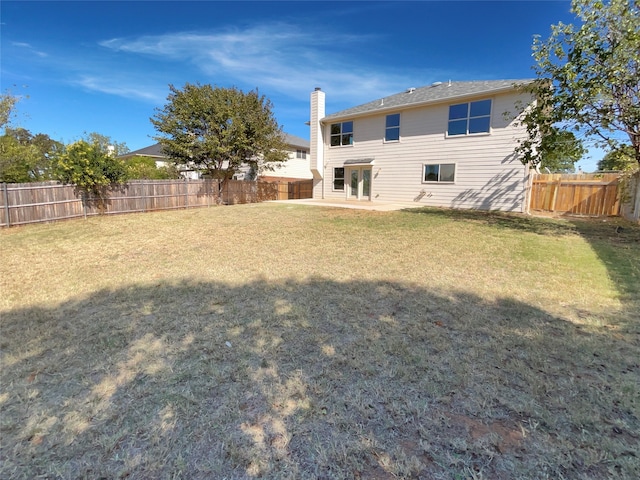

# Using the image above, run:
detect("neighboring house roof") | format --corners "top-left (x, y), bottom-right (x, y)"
top-left (323, 79), bottom-right (535, 122)
top-left (283, 133), bottom-right (310, 149)
top-left (120, 133), bottom-right (309, 160)
top-left (119, 143), bottom-right (166, 159)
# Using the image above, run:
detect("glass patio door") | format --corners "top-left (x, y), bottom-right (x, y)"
top-left (348, 167), bottom-right (371, 200)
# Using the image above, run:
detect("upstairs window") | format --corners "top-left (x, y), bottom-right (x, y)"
top-left (385, 113), bottom-right (400, 142)
top-left (330, 121), bottom-right (353, 146)
top-left (423, 163), bottom-right (455, 183)
top-left (296, 149), bottom-right (307, 159)
top-left (448, 99), bottom-right (492, 136)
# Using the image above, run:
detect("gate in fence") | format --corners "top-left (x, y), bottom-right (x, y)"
top-left (288, 180), bottom-right (313, 200)
top-left (529, 173), bottom-right (621, 216)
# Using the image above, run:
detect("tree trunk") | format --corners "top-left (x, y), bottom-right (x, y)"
top-left (216, 178), bottom-right (225, 205)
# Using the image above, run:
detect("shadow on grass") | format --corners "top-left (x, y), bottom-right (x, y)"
top-left (403, 207), bottom-right (640, 328)
top-left (402, 207), bottom-right (584, 236)
top-left (2, 278), bottom-right (638, 479)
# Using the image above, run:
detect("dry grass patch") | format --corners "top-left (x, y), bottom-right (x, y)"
top-left (1, 204), bottom-right (638, 479)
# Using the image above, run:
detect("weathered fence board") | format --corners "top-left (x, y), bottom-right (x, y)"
top-left (1, 182), bottom-right (84, 226)
top-left (0, 179), bottom-right (313, 227)
top-left (530, 173), bottom-right (621, 216)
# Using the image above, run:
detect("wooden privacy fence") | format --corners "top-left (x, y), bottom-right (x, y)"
top-left (0, 179), bottom-right (313, 227)
top-left (529, 173), bottom-right (621, 216)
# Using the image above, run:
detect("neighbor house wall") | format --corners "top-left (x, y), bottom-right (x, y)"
top-left (262, 147), bottom-right (313, 180)
top-left (315, 90), bottom-right (530, 212)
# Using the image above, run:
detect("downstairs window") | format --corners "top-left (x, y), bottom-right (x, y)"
top-left (334, 167), bottom-right (345, 190)
top-left (423, 163), bottom-right (455, 183)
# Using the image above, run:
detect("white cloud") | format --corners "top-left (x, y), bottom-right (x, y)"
top-left (98, 23), bottom-right (445, 105)
top-left (11, 41), bottom-right (47, 57)
top-left (73, 75), bottom-right (166, 103)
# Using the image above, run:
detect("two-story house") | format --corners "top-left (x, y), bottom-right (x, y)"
top-left (309, 80), bottom-right (534, 212)
top-left (121, 133), bottom-right (311, 181)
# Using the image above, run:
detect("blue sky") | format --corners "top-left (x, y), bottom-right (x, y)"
top-left (1, 0), bottom-right (603, 170)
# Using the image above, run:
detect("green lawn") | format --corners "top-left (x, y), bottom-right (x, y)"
top-left (1, 204), bottom-right (638, 479)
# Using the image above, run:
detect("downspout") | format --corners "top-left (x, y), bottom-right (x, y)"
top-left (524, 164), bottom-right (532, 214)
top-left (321, 123), bottom-right (325, 199)
top-left (2, 183), bottom-right (10, 227)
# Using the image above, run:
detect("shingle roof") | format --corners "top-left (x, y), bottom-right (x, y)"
top-left (283, 133), bottom-right (310, 149)
top-left (122, 143), bottom-right (166, 158)
top-left (322, 79), bottom-right (534, 121)
top-left (121, 133), bottom-right (309, 159)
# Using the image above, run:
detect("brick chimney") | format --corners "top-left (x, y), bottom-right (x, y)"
top-left (310, 87), bottom-right (325, 179)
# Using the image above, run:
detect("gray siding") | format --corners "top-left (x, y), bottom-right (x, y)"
top-left (314, 91), bottom-right (530, 212)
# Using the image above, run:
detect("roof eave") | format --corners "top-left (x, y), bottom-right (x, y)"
top-left (320, 82), bottom-right (533, 124)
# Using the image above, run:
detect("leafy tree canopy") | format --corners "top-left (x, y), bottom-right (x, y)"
top-left (83, 131), bottom-right (129, 157)
top-left (597, 144), bottom-right (638, 171)
top-left (54, 140), bottom-right (127, 202)
top-left (538, 128), bottom-right (587, 172)
top-left (0, 94), bottom-right (63, 182)
top-left (151, 83), bottom-right (288, 190)
top-left (0, 92), bottom-right (19, 129)
top-left (517, 0), bottom-right (640, 167)
top-left (124, 156), bottom-right (181, 180)
top-left (0, 128), bottom-right (64, 182)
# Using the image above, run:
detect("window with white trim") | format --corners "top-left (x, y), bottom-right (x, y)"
top-left (448, 99), bottom-right (492, 136)
top-left (334, 167), bottom-right (345, 190)
top-left (330, 121), bottom-right (353, 146)
top-left (296, 149), bottom-right (307, 159)
top-left (385, 113), bottom-right (400, 142)
top-left (423, 163), bottom-right (455, 183)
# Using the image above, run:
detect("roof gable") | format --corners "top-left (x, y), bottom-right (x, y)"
top-left (323, 79), bottom-right (534, 122)
top-left (121, 143), bottom-right (166, 158)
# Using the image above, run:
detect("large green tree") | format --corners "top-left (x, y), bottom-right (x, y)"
top-left (151, 83), bottom-right (288, 198)
top-left (517, 0), bottom-right (640, 167)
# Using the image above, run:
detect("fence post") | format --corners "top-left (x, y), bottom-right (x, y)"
top-left (142, 181), bottom-right (146, 213)
top-left (524, 171), bottom-right (533, 215)
top-left (184, 177), bottom-right (188, 209)
top-left (551, 176), bottom-right (562, 212)
top-left (82, 190), bottom-right (87, 219)
top-left (2, 183), bottom-right (10, 227)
